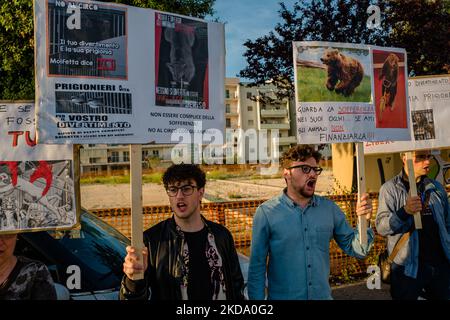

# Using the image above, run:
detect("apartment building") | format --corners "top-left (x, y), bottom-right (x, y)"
top-left (80, 78), bottom-right (299, 174)
top-left (225, 77), bottom-right (297, 162)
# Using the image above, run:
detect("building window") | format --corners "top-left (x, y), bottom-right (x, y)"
top-left (110, 152), bottom-right (119, 163)
top-left (247, 106), bottom-right (253, 111)
top-left (89, 157), bottom-right (98, 164)
top-left (246, 92), bottom-right (252, 99)
top-left (152, 150), bottom-right (159, 156)
top-left (123, 151), bottom-right (129, 162)
top-left (248, 120), bottom-right (254, 126)
top-left (226, 118), bottom-right (231, 128)
top-left (225, 89), bottom-right (230, 99)
top-left (88, 144), bottom-right (95, 147)
top-left (226, 104), bottom-right (230, 113)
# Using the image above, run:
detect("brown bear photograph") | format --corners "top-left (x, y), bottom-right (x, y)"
top-left (373, 49), bottom-right (407, 128)
top-left (295, 43), bottom-right (371, 102)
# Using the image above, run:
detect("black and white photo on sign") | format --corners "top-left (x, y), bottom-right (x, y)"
top-left (155, 12), bottom-right (209, 109)
top-left (55, 88), bottom-right (132, 114)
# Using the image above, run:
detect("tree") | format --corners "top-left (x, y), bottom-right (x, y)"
top-left (0, 0), bottom-right (215, 100)
top-left (239, 0), bottom-right (449, 100)
top-left (384, 0), bottom-right (450, 76)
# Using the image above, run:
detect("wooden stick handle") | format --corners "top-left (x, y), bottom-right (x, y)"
top-left (130, 144), bottom-right (144, 280)
top-left (356, 142), bottom-right (367, 246)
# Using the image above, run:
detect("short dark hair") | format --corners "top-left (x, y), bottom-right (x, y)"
top-left (280, 145), bottom-right (322, 168)
top-left (162, 163), bottom-right (206, 189)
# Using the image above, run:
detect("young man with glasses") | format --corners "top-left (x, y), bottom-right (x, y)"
top-left (376, 150), bottom-right (450, 300)
top-left (120, 163), bottom-right (245, 300)
top-left (248, 145), bottom-right (374, 300)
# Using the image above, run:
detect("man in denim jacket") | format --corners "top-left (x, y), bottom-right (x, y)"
top-left (376, 150), bottom-right (450, 300)
top-left (248, 145), bottom-right (374, 300)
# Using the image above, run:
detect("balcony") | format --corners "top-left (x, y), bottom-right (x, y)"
top-left (278, 136), bottom-right (298, 145)
top-left (226, 109), bottom-right (239, 117)
top-left (260, 109), bottom-right (287, 118)
top-left (260, 122), bottom-right (290, 130)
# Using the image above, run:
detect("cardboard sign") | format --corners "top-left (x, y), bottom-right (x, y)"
top-left (364, 75), bottom-right (450, 154)
top-left (293, 41), bottom-right (411, 144)
top-left (34, 0), bottom-right (225, 144)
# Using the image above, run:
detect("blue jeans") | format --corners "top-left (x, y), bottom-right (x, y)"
top-left (390, 261), bottom-right (450, 300)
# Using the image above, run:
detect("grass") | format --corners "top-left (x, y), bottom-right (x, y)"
top-left (297, 66), bottom-right (371, 102)
top-left (80, 169), bottom-right (277, 185)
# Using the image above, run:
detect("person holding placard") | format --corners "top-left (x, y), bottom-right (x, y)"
top-left (247, 145), bottom-right (374, 300)
top-left (376, 150), bottom-right (450, 300)
top-left (0, 233), bottom-right (57, 300)
top-left (120, 163), bottom-right (245, 300)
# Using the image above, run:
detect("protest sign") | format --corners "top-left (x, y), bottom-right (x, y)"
top-left (34, 0), bottom-right (225, 144)
top-left (293, 41), bottom-right (411, 144)
top-left (293, 41), bottom-right (413, 240)
top-left (0, 102), bottom-right (77, 233)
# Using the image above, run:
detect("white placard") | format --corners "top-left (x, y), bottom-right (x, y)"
top-left (0, 102), bottom-right (77, 233)
top-left (364, 75), bottom-right (450, 154)
top-left (293, 41), bottom-right (411, 144)
top-left (34, 0), bottom-right (225, 144)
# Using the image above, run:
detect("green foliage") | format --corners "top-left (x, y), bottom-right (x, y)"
top-left (142, 172), bottom-right (163, 184)
top-left (297, 67), bottom-right (371, 102)
top-left (0, 0), bottom-right (215, 99)
top-left (240, 0), bottom-right (450, 100)
top-left (80, 172), bottom-right (162, 185)
top-left (0, 0), bottom-right (35, 99)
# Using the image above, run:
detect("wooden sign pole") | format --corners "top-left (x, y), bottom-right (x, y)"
top-left (130, 144), bottom-right (144, 280)
top-left (356, 142), bottom-right (367, 246)
top-left (405, 152), bottom-right (422, 229)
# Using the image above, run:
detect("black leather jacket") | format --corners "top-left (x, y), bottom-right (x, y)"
top-left (120, 216), bottom-right (245, 300)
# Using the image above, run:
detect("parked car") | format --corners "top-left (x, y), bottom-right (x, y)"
top-left (14, 208), bottom-right (250, 300)
top-left (15, 208), bottom-right (128, 299)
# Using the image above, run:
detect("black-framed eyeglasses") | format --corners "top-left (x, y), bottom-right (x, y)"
top-left (287, 164), bottom-right (323, 175)
top-left (166, 185), bottom-right (198, 197)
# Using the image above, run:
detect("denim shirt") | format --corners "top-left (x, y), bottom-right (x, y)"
top-left (248, 190), bottom-right (374, 300)
top-left (375, 172), bottom-right (450, 279)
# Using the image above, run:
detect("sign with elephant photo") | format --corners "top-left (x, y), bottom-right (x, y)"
top-left (0, 102), bottom-right (78, 234)
top-left (293, 41), bottom-right (411, 144)
top-left (34, 0), bottom-right (225, 144)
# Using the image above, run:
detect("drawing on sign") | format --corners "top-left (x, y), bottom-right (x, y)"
top-left (47, 0), bottom-right (127, 79)
top-left (155, 12), bottom-right (209, 109)
top-left (295, 44), bottom-right (371, 103)
top-left (0, 160), bottom-right (75, 231)
top-left (373, 50), bottom-right (407, 128)
top-left (412, 110), bottom-right (435, 140)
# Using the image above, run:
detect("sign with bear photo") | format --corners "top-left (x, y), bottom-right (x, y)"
top-left (293, 41), bottom-right (411, 144)
top-left (0, 102), bottom-right (78, 234)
